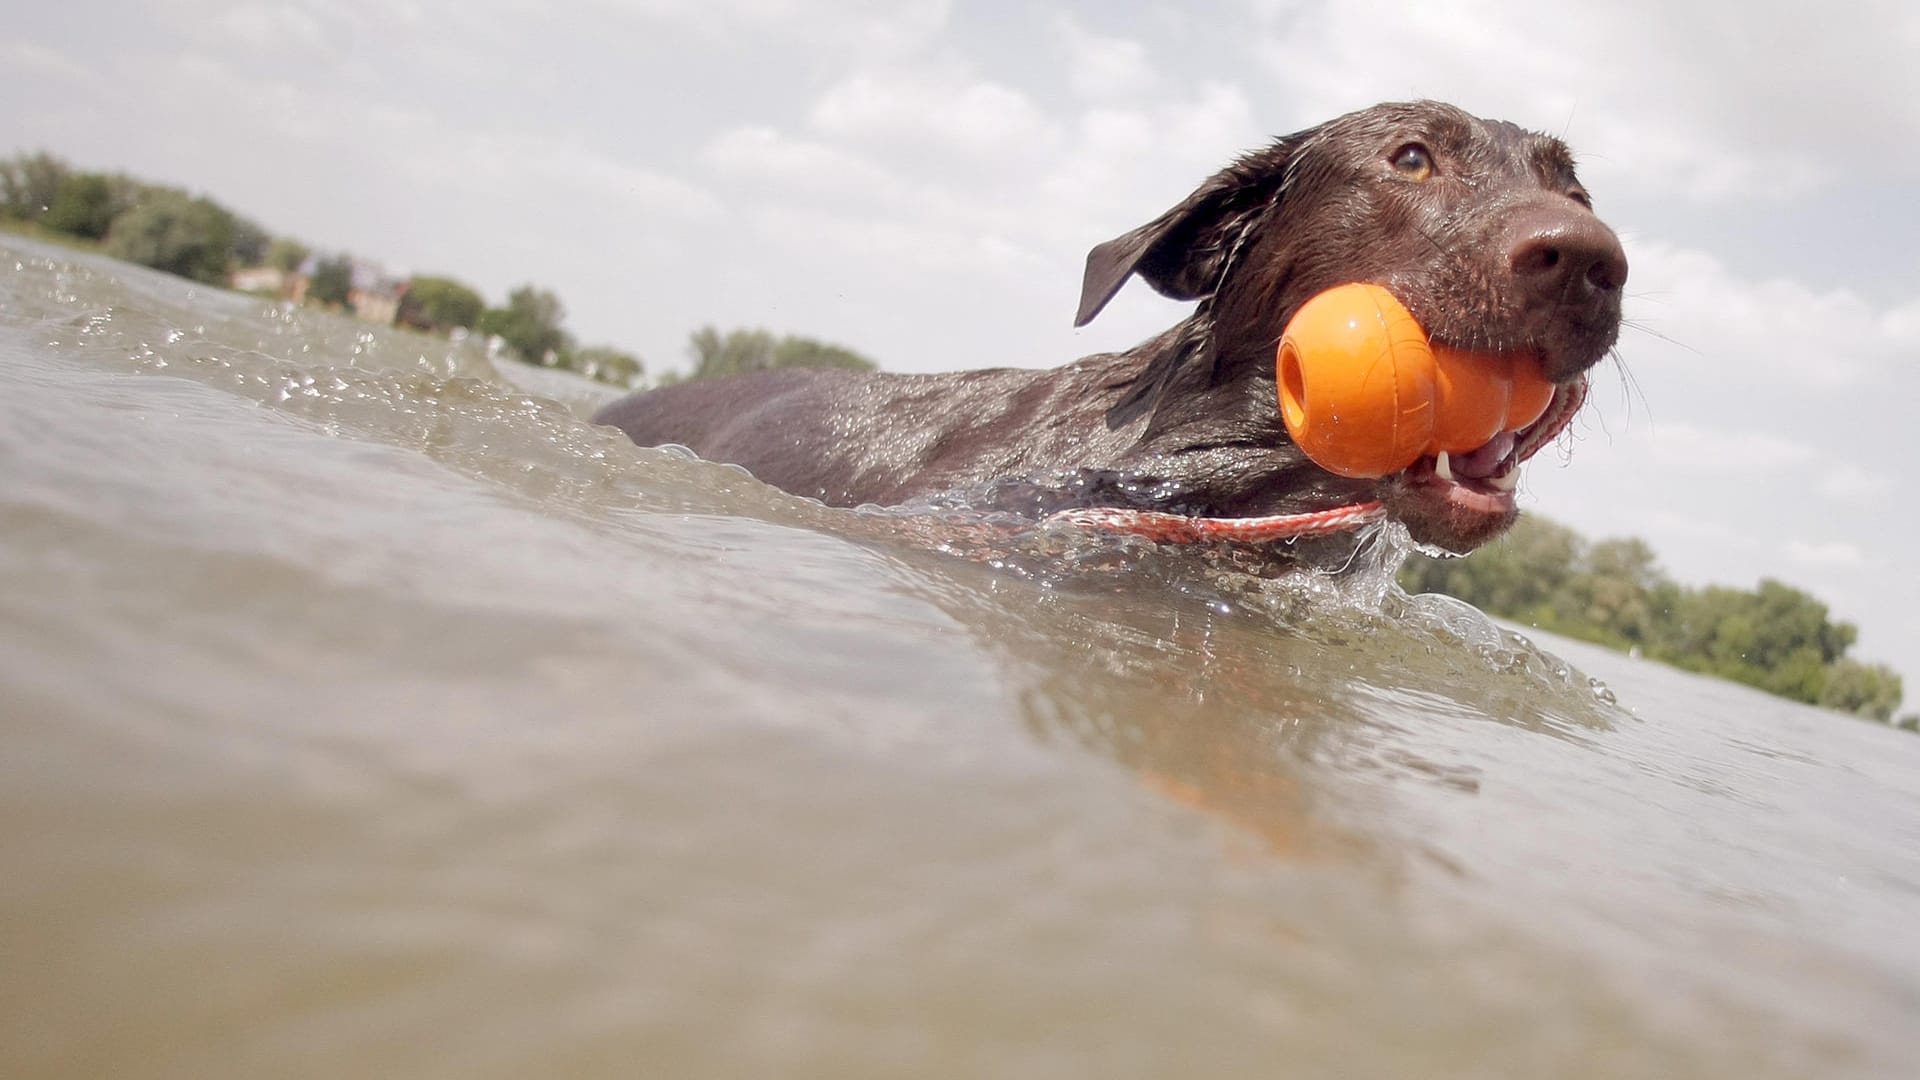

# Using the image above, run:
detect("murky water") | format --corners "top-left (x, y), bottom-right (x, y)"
top-left (4, 236), bottom-right (1917, 1079)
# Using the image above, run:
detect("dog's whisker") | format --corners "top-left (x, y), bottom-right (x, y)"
top-left (1609, 348), bottom-right (1654, 427)
top-left (1618, 318), bottom-right (1693, 354)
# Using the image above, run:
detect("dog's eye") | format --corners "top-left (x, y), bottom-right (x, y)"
top-left (1390, 143), bottom-right (1434, 181)
top-left (1567, 186), bottom-right (1593, 209)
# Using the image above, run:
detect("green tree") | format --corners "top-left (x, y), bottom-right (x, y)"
top-left (307, 254), bottom-right (354, 307)
top-left (1, 151), bottom-right (70, 220)
top-left (688, 326), bottom-right (774, 379)
top-left (1819, 660), bottom-right (1904, 723)
top-left (1654, 580), bottom-right (1852, 703)
top-left (398, 275), bottom-right (486, 333)
top-left (102, 189), bottom-right (237, 284)
top-left (229, 215), bottom-right (270, 267)
top-left (1400, 515), bottom-right (1579, 622)
top-left (686, 325), bottom-right (878, 380)
top-left (42, 172), bottom-right (117, 239)
top-left (771, 334), bottom-right (876, 372)
top-left (101, 174), bottom-right (150, 221)
top-left (569, 345), bottom-right (644, 387)
top-left (1401, 516), bottom-right (1902, 719)
top-left (267, 237), bottom-right (310, 272)
top-left (1554, 536), bottom-right (1661, 647)
top-left (479, 285), bottom-right (572, 364)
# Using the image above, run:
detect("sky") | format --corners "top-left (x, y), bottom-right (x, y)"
top-left (5, 0), bottom-right (1918, 700)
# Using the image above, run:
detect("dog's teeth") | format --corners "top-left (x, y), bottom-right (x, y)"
top-left (1488, 468), bottom-right (1520, 492)
top-left (1434, 451), bottom-right (1454, 483)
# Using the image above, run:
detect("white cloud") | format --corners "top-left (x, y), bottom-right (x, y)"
top-left (1638, 423), bottom-right (1818, 474)
top-left (1783, 540), bottom-right (1868, 570)
top-left (214, 3), bottom-right (334, 53)
top-left (1055, 15), bottom-right (1158, 100)
top-left (1624, 242), bottom-right (1919, 389)
top-left (201, 68), bottom-right (724, 226)
top-left (680, 71), bottom-right (1273, 366)
top-left (591, 0), bottom-right (951, 55)
top-left (1043, 82), bottom-right (1264, 228)
top-left (0, 42), bottom-right (93, 83)
top-left (1882, 297), bottom-right (1920, 341)
top-left (1819, 465), bottom-right (1898, 504)
top-left (1644, 514), bottom-right (1743, 547)
top-left (747, 203), bottom-right (1046, 278)
top-left (810, 68), bottom-right (1061, 163)
top-left (1241, 0), bottom-right (1920, 204)
top-left (470, 136), bottom-right (724, 220)
top-left (700, 127), bottom-right (901, 202)
top-left (1578, 116), bottom-right (1831, 203)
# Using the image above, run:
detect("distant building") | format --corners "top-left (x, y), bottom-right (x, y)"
top-left (285, 254), bottom-right (408, 324)
top-left (230, 265), bottom-right (290, 297)
top-left (347, 280), bottom-right (406, 325)
top-left (346, 259), bottom-right (408, 326)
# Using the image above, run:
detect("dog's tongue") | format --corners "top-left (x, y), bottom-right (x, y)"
top-left (1452, 430), bottom-right (1516, 479)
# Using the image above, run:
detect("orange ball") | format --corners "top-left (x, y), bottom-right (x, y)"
top-left (1275, 284), bottom-right (1555, 479)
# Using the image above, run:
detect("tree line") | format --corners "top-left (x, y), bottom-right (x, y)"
top-left (1401, 516), bottom-right (1912, 728)
top-left (4, 150), bottom-right (880, 389)
top-left (1, 151), bottom-right (269, 284)
top-left (0, 151), bottom-right (638, 385)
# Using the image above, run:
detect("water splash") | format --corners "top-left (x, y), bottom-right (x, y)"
top-left (5, 233), bottom-right (1620, 729)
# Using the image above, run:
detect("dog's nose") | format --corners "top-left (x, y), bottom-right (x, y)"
top-left (1507, 209), bottom-right (1629, 302)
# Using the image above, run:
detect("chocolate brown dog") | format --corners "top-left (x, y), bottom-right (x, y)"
top-left (595, 101), bottom-right (1626, 557)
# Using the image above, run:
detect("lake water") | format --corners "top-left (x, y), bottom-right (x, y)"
top-left (4, 236), bottom-right (1917, 1079)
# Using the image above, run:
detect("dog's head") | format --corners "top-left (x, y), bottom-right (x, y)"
top-left (1076, 100), bottom-right (1627, 554)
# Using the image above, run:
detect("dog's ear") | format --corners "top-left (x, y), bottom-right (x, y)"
top-left (1072, 137), bottom-right (1303, 328)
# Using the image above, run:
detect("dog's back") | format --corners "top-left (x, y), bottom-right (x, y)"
top-left (593, 357), bottom-right (1143, 507)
